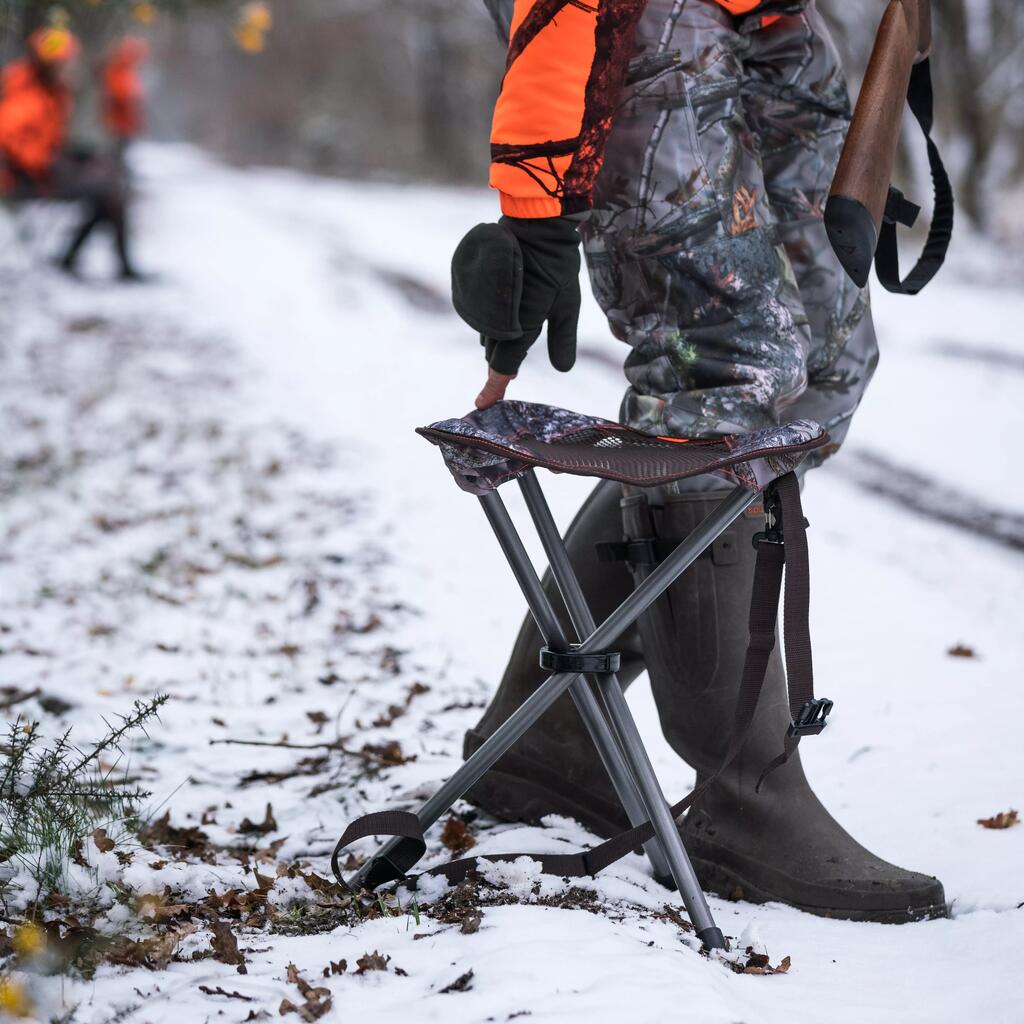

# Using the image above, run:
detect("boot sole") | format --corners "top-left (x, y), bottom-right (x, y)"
top-left (685, 851), bottom-right (948, 924)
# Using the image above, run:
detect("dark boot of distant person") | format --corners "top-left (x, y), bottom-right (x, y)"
top-left (57, 178), bottom-right (144, 281)
top-left (57, 205), bottom-right (102, 274)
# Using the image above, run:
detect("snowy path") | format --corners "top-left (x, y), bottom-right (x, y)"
top-left (1, 144), bottom-right (1022, 1024)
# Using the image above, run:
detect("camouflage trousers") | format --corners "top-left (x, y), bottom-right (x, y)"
top-left (583, 0), bottom-right (878, 473)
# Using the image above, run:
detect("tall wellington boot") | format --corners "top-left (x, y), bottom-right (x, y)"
top-left (621, 488), bottom-right (946, 923)
top-left (463, 479), bottom-right (642, 836)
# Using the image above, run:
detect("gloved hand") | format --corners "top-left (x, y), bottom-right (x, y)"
top-left (451, 215), bottom-right (582, 409)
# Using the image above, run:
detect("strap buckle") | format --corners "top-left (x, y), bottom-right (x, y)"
top-left (787, 698), bottom-right (834, 738)
top-left (883, 187), bottom-right (921, 229)
top-left (539, 645), bottom-right (621, 675)
top-left (752, 485), bottom-right (784, 548)
top-left (596, 539), bottom-right (659, 565)
top-left (752, 483), bottom-right (810, 549)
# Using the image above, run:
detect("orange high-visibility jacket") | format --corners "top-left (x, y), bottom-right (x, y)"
top-left (491, 0), bottom-right (771, 217)
top-left (0, 59), bottom-right (71, 181)
top-left (103, 44), bottom-right (146, 140)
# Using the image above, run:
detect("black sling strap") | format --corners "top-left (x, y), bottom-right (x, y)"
top-left (874, 58), bottom-right (954, 295)
top-left (332, 472), bottom-right (828, 890)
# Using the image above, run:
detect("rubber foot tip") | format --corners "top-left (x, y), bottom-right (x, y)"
top-left (697, 926), bottom-right (729, 952)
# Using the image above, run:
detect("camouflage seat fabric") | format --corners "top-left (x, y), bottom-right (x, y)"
top-left (417, 400), bottom-right (828, 495)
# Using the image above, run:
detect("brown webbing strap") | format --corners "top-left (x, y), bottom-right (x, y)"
top-left (332, 471), bottom-right (823, 889)
top-left (755, 472), bottom-right (822, 788)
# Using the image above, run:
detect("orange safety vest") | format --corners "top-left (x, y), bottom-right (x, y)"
top-left (103, 43), bottom-right (146, 141)
top-left (0, 59), bottom-right (71, 184)
top-left (491, 0), bottom-right (780, 218)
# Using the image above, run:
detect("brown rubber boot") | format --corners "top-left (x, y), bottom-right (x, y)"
top-left (462, 479), bottom-right (640, 836)
top-left (621, 488), bottom-right (947, 923)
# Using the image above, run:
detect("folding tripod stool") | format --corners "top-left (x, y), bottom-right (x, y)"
top-left (333, 401), bottom-right (834, 952)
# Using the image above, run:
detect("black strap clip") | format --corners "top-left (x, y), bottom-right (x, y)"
top-left (787, 697), bottom-right (834, 738)
top-left (752, 485), bottom-right (784, 548)
top-left (596, 539), bottom-right (659, 565)
top-left (539, 645), bottom-right (621, 675)
top-left (883, 186), bottom-right (921, 229)
top-left (752, 483), bottom-right (810, 549)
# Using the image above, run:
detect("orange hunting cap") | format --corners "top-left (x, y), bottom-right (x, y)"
top-left (28, 27), bottom-right (80, 64)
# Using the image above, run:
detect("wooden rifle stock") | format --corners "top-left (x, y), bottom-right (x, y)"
top-left (826, 0), bottom-right (934, 288)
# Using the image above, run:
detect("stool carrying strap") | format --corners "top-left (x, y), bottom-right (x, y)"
top-left (332, 471), bottom-right (825, 889)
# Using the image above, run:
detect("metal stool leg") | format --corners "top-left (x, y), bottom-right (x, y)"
top-left (519, 471), bottom-right (726, 950)
top-left (480, 487), bottom-right (673, 881)
top-left (347, 485), bottom-right (757, 942)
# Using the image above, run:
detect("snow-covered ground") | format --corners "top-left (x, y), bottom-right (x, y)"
top-left (1, 144), bottom-right (1022, 1024)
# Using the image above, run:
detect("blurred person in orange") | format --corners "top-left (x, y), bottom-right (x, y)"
top-left (0, 27), bottom-right (146, 280)
top-left (102, 36), bottom-right (149, 156)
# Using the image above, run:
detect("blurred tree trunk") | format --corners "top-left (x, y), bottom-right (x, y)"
top-left (933, 1), bottom-right (986, 229)
top-left (414, 3), bottom-right (473, 179)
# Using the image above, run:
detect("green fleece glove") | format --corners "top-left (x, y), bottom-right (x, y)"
top-left (451, 214), bottom-right (582, 377)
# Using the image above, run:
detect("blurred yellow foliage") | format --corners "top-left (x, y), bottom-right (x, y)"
top-left (132, 2), bottom-right (157, 25)
top-left (12, 923), bottom-right (44, 960)
top-left (233, 24), bottom-right (265, 54)
top-left (0, 976), bottom-right (33, 1019)
top-left (243, 2), bottom-right (273, 32)
top-left (233, 2), bottom-right (272, 53)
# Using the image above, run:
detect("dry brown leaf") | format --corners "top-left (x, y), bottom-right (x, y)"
top-left (281, 964), bottom-right (332, 1020)
top-left (977, 809), bottom-right (1020, 830)
top-left (440, 816), bottom-right (476, 856)
top-left (91, 828), bottom-right (115, 853)
top-left (360, 740), bottom-right (414, 767)
top-left (372, 704), bottom-right (406, 728)
top-left (355, 950), bottom-right (390, 975)
top-left (334, 611), bottom-right (382, 636)
top-left (404, 681), bottom-right (430, 705)
top-left (199, 984), bottom-right (254, 1002)
top-left (293, 870), bottom-right (348, 899)
top-left (224, 552), bottom-right (284, 570)
top-left (306, 710), bottom-right (328, 731)
top-left (252, 869), bottom-right (276, 894)
top-left (254, 837), bottom-right (288, 865)
top-left (108, 924), bottom-right (196, 970)
top-left (726, 946), bottom-right (792, 976)
top-left (210, 920), bottom-right (246, 968)
top-left (947, 643), bottom-right (977, 658)
top-left (460, 908), bottom-right (482, 935)
top-left (440, 969), bottom-right (474, 993)
top-left (239, 803), bottom-right (278, 835)
top-left (136, 893), bottom-right (193, 923)
top-left (141, 811), bottom-right (213, 861)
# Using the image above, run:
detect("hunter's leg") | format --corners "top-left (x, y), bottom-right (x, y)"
top-left (588, 0), bottom-right (943, 921)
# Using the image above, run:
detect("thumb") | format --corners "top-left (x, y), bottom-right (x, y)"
top-left (546, 279), bottom-right (580, 372)
top-left (475, 367), bottom-right (516, 410)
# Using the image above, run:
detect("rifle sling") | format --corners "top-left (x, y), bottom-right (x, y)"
top-left (875, 58), bottom-right (954, 295)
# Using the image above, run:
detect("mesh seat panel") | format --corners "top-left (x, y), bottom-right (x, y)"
top-left (418, 401), bottom-right (828, 495)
